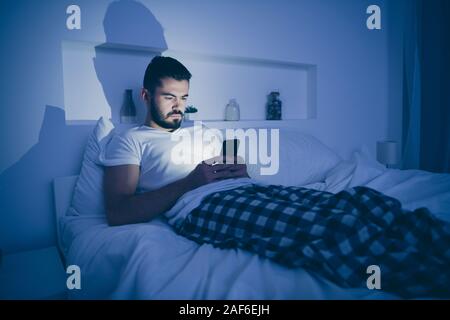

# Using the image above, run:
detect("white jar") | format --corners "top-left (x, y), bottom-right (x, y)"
top-left (225, 98), bottom-right (240, 121)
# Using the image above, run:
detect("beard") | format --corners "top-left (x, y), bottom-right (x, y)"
top-left (149, 98), bottom-right (183, 130)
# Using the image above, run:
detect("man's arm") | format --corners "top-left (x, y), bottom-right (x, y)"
top-left (103, 159), bottom-right (248, 226)
top-left (104, 165), bottom-right (194, 226)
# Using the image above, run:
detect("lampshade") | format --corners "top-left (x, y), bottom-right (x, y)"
top-left (377, 141), bottom-right (398, 165)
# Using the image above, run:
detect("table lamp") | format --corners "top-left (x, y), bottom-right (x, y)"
top-left (377, 140), bottom-right (398, 168)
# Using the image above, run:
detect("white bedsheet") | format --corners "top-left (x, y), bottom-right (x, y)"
top-left (164, 177), bottom-right (258, 229)
top-left (61, 150), bottom-right (450, 299)
top-left (305, 150), bottom-right (450, 222)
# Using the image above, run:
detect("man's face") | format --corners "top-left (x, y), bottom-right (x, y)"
top-left (145, 77), bottom-right (189, 130)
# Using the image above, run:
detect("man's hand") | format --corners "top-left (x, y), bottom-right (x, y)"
top-left (185, 156), bottom-right (249, 190)
top-left (103, 156), bottom-right (249, 226)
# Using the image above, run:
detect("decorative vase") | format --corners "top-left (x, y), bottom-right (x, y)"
top-left (266, 91), bottom-right (282, 120)
top-left (120, 89), bottom-right (137, 124)
top-left (225, 98), bottom-right (240, 121)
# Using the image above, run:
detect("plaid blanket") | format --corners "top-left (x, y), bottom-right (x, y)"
top-left (176, 184), bottom-right (450, 298)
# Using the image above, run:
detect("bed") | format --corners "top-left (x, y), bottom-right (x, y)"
top-left (55, 119), bottom-right (450, 300)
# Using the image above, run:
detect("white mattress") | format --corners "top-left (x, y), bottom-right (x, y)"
top-left (61, 151), bottom-right (450, 299)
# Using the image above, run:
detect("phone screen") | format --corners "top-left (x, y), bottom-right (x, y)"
top-left (222, 139), bottom-right (240, 163)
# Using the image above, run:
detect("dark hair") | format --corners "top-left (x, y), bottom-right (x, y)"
top-left (143, 56), bottom-right (192, 94)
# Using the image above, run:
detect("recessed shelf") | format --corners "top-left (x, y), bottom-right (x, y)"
top-left (62, 40), bottom-right (318, 124)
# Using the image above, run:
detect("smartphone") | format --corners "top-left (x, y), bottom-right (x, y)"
top-left (222, 139), bottom-right (240, 164)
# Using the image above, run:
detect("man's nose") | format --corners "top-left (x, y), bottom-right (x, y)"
top-left (171, 105), bottom-right (182, 115)
top-left (172, 98), bottom-right (180, 108)
top-left (172, 100), bottom-right (183, 110)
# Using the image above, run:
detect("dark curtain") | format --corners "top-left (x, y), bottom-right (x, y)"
top-left (419, 0), bottom-right (450, 173)
top-left (402, 0), bottom-right (450, 173)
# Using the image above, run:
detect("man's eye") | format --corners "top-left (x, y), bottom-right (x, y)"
top-left (165, 97), bottom-right (172, 100)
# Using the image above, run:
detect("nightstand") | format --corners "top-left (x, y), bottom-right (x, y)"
top-left (0, 246), bottom-right (67, 300)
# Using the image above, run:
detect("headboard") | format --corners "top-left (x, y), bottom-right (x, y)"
top-left (52, 175), bottom-right (79, 254)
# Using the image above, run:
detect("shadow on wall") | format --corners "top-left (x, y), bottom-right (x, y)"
top-left (93, 0), bottom-right (168, 123)
top-left (0, 0), bottom-right (167, 253)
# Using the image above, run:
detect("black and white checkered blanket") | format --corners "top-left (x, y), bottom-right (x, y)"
top-left (176, 184), bottom-right (450, 298)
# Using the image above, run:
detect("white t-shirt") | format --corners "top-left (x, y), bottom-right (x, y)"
top-left (100, 124), bottom-right (222, 193)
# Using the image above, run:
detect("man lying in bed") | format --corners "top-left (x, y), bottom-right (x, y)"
top-left (103, 56), bottom-right (450, 299)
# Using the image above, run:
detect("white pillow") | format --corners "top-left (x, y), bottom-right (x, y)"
top-left (68, 117), bottom-right (115, 216)
top-left (348, 145), bottom-right (385, 187)
top-left (247, 129), bottom-right (341, 186)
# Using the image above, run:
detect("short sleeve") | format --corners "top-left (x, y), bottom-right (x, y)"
top-left (99, 132), bottom-right (141, 167)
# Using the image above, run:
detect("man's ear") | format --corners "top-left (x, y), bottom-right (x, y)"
top-left (141, 88), bottom-right (150, 102)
